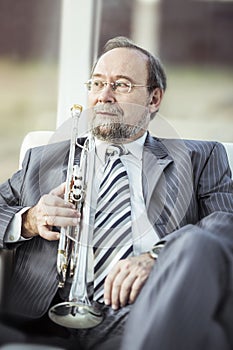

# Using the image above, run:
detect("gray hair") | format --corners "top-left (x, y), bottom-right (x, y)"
top-left (93, 36), bottom-right (167, 93)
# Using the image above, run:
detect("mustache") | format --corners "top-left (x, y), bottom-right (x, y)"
top-left (93, 104), bottom-right (124, 117)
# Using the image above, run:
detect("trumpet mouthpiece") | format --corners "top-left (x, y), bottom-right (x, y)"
top-left (71, 104), bottom-right (83, 112)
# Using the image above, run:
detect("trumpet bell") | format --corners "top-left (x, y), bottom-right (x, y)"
top-left (49, 301), bottom-right (104, 329)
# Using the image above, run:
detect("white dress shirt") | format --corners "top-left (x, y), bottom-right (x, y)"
top-left (93, 133), bottom-right (160, 255)
top-left (4, 206), bottom-right (29, 243)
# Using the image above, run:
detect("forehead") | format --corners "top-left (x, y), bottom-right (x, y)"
top-left (93, 47), bottom-right (148, 80)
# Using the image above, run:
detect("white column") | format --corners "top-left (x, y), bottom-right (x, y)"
top-left (56, 0), bottom-right (102, 127)
top-left (131, 0), bottom-right (161, 55)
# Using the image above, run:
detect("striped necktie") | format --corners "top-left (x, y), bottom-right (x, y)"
top-left (93, 145), bottom-right (133, 301)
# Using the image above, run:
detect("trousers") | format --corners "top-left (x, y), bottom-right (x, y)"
top-left (119, 226), bottom-right (233, 350)
top-left (1, 226), bottom-right (232, 350)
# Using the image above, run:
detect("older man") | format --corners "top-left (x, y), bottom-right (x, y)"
top-left (0, 37), bottom-right (232, 349)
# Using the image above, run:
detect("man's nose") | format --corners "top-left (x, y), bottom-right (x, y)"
top-left (97, 84), bottom-right (116, 103)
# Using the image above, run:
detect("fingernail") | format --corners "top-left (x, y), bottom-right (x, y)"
top-left (104, 298), bottom-right (110, 306)
top-left (112, 304), bottom-right (118, 311)
top-left (65, 201), bottom-right (73, 208)
top-left (72, 218), bottom-right (79, 224)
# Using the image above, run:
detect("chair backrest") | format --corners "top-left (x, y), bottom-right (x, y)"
top-left (19, 130), bottom-right (54, 168)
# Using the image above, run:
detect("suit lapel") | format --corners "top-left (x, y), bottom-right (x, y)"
top-left (143, 134), bottom-right (196, 237)
top-left (142, 133), bottom-right (173, 207)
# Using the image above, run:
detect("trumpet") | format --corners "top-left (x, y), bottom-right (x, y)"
top-left (49, 104), bottom-right (103, 329)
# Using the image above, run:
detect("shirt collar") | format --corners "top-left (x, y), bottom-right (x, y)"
top-left (124, 132), bottom-right (146, 161)
top-left (94, 132), bottom-right (147, 163)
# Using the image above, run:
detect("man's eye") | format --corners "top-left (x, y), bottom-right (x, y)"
top-left (115, 81), bottom-right (128, 88)
top-left (93, 80), bottom-right (102, 87)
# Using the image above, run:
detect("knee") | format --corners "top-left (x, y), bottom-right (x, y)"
top-left (164, 227), bottom-right (229, 269)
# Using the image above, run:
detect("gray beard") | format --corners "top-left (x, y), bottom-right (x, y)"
top-left (91, 121), bottom-right (144, 143)
top-left (91, 105), bottom-right (149, 143)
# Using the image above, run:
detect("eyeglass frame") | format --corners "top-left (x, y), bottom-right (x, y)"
top-left (84, 78), bottom-right (151, 94)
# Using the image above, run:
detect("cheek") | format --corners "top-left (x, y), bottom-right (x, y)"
top-left (133, 87), bottom-right (149, 100)
top-left (117, 94), bottom-right (149, 108)
top-left (87, 94), bottom-right (97, 107)
top-left (128, 92), bottom-right (150, 107)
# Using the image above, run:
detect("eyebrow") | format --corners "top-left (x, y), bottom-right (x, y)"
top-left (92, 73), bottom-right (134, 81)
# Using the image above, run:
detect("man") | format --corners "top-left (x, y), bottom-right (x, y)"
top-left (0, 36), bottom-right (232, 349)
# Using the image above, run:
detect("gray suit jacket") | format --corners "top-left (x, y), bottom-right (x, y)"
top-left (0, 133), bottom-right (232, 318)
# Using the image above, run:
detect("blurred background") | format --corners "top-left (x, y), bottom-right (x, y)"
top-left (0, 0), bottom-right (233, 182)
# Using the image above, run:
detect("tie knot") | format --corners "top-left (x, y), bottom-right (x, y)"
top-left (105, 145), bottom-right (127, 161)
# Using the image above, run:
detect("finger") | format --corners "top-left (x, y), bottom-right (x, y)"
top-left (104, 265), bottom-right (121, 306)
top-left (42, 207), bottom-right (80, 221)
top-left (128, 275), bottom-right (148, 305)
top-left (119, 273), bottom-right (138, 307)
top-left (41, 194), bottom-right (75, 210)
top-left (39, 225), bottom-right (60, 241)
top-left (39, 212), bottom-right (80, 240)
top-left (44, 215), bottom-right (80, 228)
top-left (110, 269), bottom-right (131, 310)
top-left (49, 183), bottom-right (66, 197)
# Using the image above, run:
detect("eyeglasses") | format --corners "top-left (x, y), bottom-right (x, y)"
top-left (84, 79), bottom-right (150, 94)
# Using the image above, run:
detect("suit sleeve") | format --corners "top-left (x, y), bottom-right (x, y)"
top-left (198, 141), bottom-right (233, 215)
top-left (196, 141), bottom-right (233, 237)
top-left (163, 142), bottom-right (233, 244)
top-left (0, 149), bottom-right (31, 247)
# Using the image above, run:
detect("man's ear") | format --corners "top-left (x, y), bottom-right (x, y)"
top-left (148, 88), bottom-right (164, 114)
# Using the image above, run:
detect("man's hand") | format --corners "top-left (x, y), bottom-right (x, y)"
top-left (104, 253), bottom-right (155, 310)
top-left (21, 183), bottom-right (80, 241)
